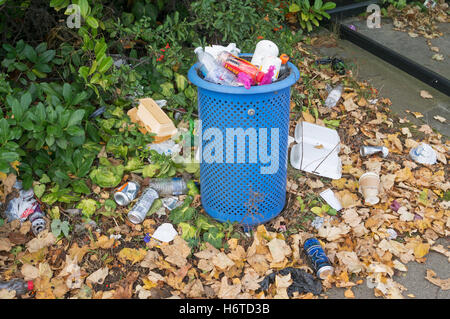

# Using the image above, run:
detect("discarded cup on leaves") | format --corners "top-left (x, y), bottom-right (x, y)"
top-left (304, 238), bottom-right (334, 280)
top-left (360, 146), bottom-right (389, 158)
top-left (358, 172), bottom-right (380, 205)
top-left (127, 188), bottom-right (159, 224)
top-left (114, 181), bottom-right (140, 206)
top-left (409, 143), bottom-right (437, 165)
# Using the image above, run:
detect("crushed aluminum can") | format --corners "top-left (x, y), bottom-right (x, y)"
top-left (409, 143), bottom-right (437, 165)
top-left (114, 181), bottom-right (140, 206)
top-left (161, 197), bottom-right (182, 211)
top-left (360, 145), bottom-right (389, 158)
top-left (311, 216), bottom-right (324, 230)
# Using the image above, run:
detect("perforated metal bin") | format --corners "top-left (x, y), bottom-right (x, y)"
top-left (187, 54), bottom-right (300, 227)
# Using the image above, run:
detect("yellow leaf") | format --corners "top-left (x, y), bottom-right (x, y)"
top-left (302, 111), bottom-right (315, 123)
top-left (311, 207), bottom-right (323, 216)
top-left (10, 161), bottom-right (20, 173)
top-left (118, 248), bottom-right (147, 265)
top-left (414, 243), bottom-right (430, 259)
top-left (142, 278), bottom-right (158, 290)
top-left (332, 178), bottom-right (347, 190)
top-left (344, 288), bottom-right (355, 298)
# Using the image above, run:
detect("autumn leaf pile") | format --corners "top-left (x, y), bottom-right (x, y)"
top-left (389, 0), bottom-right (448, 41)
top-left (0, 40), bottom-right (449, 300)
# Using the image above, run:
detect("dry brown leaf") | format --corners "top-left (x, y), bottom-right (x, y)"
top-left (159, 236), bottom-right (190, 268)
top-left (343, 98), bottom-right (359, 112)
top-left (0, 238), bottom-right (12, 252)
top-left (344, 288), bottom-right (355, 298)
top-left (267, 238), bottom-right (292, 263)
top-left (212, 252), bottom-right (235, 270)
top-left (432, 54), bottom-right (444, 61)
top-left (218, 276), bottom-right (242, 298)
top-left (425, 269), bottom-right (450, 290)
top-left (21, 264), bottom-right (40, 281)
top-left (433, 115), bottom-right (446, 123)
top-left (420, 90), bottom-right (433, 99)
top-left (86, 267), bottom-right (109, 285)
top-left (302, 111), bottom-right (315, 123)
top-left (26, 231), bottom-right (56, 253)
top-left (0, 289), bottom-right (16, 299)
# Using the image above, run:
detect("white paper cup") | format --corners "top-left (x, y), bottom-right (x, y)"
top-left (359, 172), bottom-right (380, 205)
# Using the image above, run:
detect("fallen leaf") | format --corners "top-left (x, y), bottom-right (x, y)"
top-left (212, 252), bottom-right (235, 270)
top-left (343, 98), bottom-right (359, 112)
top-left (21, 264), bottom-right (40, 281)
top-left (414, 243), bottom-right (430, 259)
top-left (26, 231), bottom-right (56, 253)
top-left (118, 248), bottom-right (147, 265)
top-left (267, 238), bottom-right (292, 263)
top-left (86, 267), bottom-right (109, 285)
top-left (159, 236), bottom-right (191, 268)
top-left (425, 269), bottom-right (450, 290)
top-left (0, 238), bottom-right (12, 252)
top-left (0, 289), bottom-right (16, 299)
top-left (433, 115), bottom-right (446, 123)
top-left (302, 111), bottom-right (315, 123)
top-left (432, 54), bottom-right (444, 61)
top-left (420, 90), bottom-right (433, 99)
top-left (344, 288), bottom-right (355, 298)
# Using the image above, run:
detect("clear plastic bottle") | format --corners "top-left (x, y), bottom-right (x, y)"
top-left (0, 279), bottom-right (34, 296)
top-left (324, 84), bottom-right (343, 108)
top-left (194, 47), bottom-right (238, 86)
top-left (148, 177), bottom-right (188, 196)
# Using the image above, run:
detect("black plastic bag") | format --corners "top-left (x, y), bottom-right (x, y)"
top-left (258, 267), bottom-right (322, 297)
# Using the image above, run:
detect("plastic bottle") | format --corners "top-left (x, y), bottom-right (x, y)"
top-left (0, 279), bottom-right (34, 296)
top-left (216, 51), bottom-right (267, 85)
top-left (194, 47), bottom-right (238, 86)
top-left (148, 177), bottom-right (188, 196)
top-left (279, 54), bottom-right (289, 75)
top-left (251, 40), bottom-right (279, 67)
top-left (324, 84), bottom-right (343, 108)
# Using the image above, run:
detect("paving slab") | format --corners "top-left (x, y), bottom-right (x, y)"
top-left (299, 27), bottom-right (449, 299)
top-left (306, 27), bottom-right (450, 137)
top-left (343, 17), bottom-right (450, 80)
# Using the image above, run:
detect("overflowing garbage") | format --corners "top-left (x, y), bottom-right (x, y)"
top-left (194, 40), bottom-right (290, 89)
top-left (3, 181), bottom-right (46, 236)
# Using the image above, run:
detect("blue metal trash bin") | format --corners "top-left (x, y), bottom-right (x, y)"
top-left (188, 54), bottom-right (300, 227)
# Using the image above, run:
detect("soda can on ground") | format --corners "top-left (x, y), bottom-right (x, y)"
top-left (303, 237), bottom-right (334, 280)
top-left (114, 181), bottom-right (140, 206)
top-left (127, 188), bottom-right (159, 224)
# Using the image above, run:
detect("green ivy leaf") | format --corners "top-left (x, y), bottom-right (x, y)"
top-left (33, 183), bottom-right (46, 198)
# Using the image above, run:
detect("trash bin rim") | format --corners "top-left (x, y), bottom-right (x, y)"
top-left (187, 53), bottom-right (300, 95)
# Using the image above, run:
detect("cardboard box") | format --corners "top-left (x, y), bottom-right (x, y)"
top-left (127, 98), bottom-right (177, 143)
